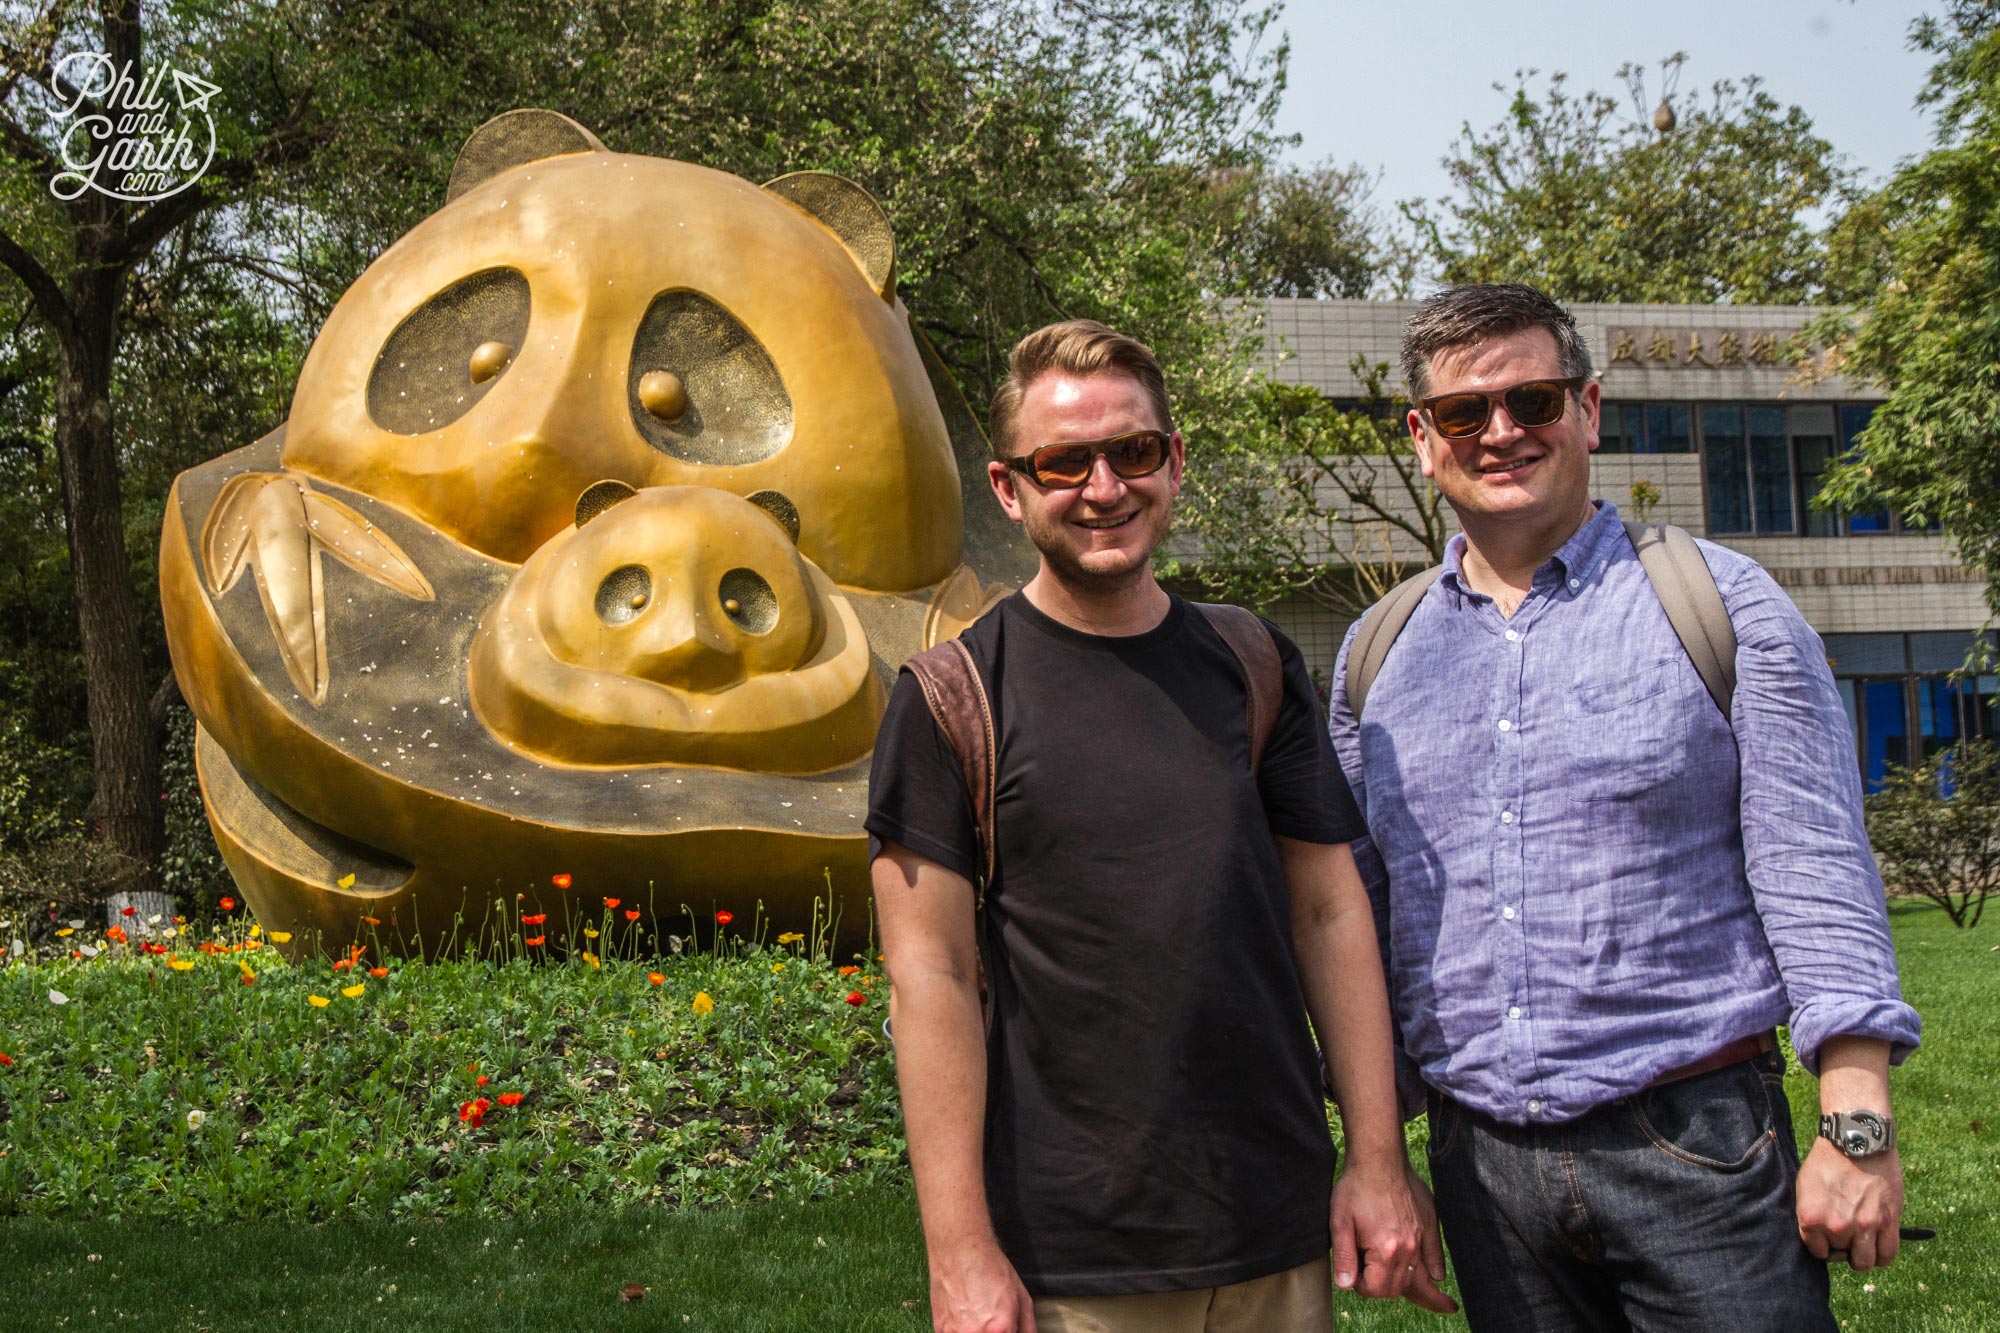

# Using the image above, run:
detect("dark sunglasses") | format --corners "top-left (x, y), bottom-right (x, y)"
top-left (1421, 377), bottom-right (1586, 439)
top-left (1003, 429), bottom-right (1172, 489)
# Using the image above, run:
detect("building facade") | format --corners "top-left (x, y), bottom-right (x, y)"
top-left (1247, 298), bottom-right (1996, 787)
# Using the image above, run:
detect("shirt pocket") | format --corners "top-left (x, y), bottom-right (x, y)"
top-left (1560, 658), bottom-right (1697, 802)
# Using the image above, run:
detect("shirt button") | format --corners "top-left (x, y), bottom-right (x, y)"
top-left (1507, 1005), bottom-right (1522, 1020)
top-left (1497, 719), bottom-right (1513, 732)
top-left (1502, 906), bottom-right (1516, 921)
top-left (1567, 578), bottom-right (1580, 590)
top-left (1528, 1099), bottom-right (1543, 1114)
top-left (1500, 810), bottom-right (1515, 825)
top-left (1505, 629), bottom-right (1520, 642)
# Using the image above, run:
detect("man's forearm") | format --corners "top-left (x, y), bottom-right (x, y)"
top-left (890, 966), bottom-right (1000, 1254)
top-left (1279, 837), bottom-right (1404, 1167)
top-left (1817, 1035), bottom-right (1893, 1113)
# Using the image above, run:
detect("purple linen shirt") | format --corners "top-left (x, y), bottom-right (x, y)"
top-left (1329, 502), bottom-right (1921, 1125)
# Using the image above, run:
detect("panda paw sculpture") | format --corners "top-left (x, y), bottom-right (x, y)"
top-left (160, 110), bottom-right (1029, 955)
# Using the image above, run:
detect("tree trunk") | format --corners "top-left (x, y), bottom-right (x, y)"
top-left (51, 269), bottom-right (164, 909)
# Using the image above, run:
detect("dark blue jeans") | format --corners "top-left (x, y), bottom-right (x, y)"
top-left (1425, 1049), bottom-right (1834, 1332)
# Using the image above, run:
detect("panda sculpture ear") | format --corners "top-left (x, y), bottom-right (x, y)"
top-left (763, 172), bottom-right (897, 300)
top-left (448, 110), bottom-right (607, 203)
top-left (575, 480), bottom-right (638, 528)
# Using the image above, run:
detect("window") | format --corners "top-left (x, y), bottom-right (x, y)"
top-left (1826, 632), bottom-right (2000, 788)
top-left (1684, 400), bottom-right (1907, 537)
top-left (1596, 402), bottom-right (1693, 454)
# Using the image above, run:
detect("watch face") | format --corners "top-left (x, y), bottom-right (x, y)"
top-left (1842, 1130), bottom-right (1873, 1155)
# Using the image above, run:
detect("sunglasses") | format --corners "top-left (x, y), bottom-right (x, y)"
top-left (1002, 429), bottom-right (1172, 489)
top-left (1420, 377), bottom-right (1586, 440)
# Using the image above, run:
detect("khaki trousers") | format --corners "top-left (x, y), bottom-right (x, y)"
top-left (1032, 1255), bottom-right (1334, 1333)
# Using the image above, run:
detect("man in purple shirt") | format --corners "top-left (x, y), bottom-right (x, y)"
top-left (1328, 284), bottom-right (1921, 1331)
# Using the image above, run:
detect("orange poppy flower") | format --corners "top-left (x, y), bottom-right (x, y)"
top-left (603, 897), bottom-right (621, 910)
top-left (497, 1091), bottom-right (525, 1107)
top-left (219, 897), bottom-right (237, 911)
top-left (844, 991), bottom-right (866, 1006)
top-left (625, 909), bottom-right (641, 922)
top-left (332, 958), bottom-right (354, 972)
top-left (105, 925), bottom-right (127, 943)
top-left (521, 913), bottom-right (548, 926)
top-left (525, 935), bottom-right (546, 947)
top-left (369, 966), bottom-right (389, 979)
top-left (838, 965), bottom-right (861, 976)
top-left (647, 972), bottom-right (665, 985)
top-left (715, 910), bottom-right (734, 926)
top-left (551, 873), bottom-right (572, 890)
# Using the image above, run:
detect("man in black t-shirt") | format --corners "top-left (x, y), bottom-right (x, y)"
top-left (867, 320), bottom-right (1455, 1333)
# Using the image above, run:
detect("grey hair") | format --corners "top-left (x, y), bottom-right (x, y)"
top-left (1400, 283), bottom-right (1592, 401)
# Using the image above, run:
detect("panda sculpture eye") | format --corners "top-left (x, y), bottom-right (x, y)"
top-left (596, 566), bottom-right (652, 625)
top-left (628, 291), bottom-right (793, 465)
top-left (368, 268), bottom-right (531, 434)
top-left (718, 568), bottom-right (777, 633)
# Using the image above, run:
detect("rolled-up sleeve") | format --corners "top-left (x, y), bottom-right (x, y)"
top-left (1720, 554), bottom-right (1923, 1073)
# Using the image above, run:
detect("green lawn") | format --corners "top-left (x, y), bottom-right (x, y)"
top-left (1, 901), bottom-right (1992, 1330)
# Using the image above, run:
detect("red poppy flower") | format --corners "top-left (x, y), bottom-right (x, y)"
top-left (715, 910), bottom-right (735, 926)
top-left (458, 1097), bottom-right (491, 1128)
top-left (624, 909), bottom-right (641, 922)
top-left (240, 971), bottom-right (255, 986)
top-left (105, 925), bottom-right (127, 943)
top-left (603, 897), bottom-right (621, 910)
top-left (521, 913), bottom-right (548, 926)
top-left (844, 991), bottom-right (866, 1006)
top-left (120, 906), bottom-right (137, 917)
top-left (647, 972), bottom-right (665, 985)
top-left (219, 897), bottom-right (237, 911)
top-left (332, 958), bottom-right (354, 972)
top-left (369, 966), bottom-right (389, 979)
top-left (497, 1091), bottom-right (525, 1107)
top-left (838, 965), bottom-right (861, 976)
top-left (141, 942), bottom-right (167, 955)
top-left (362, 916), bottom-right (380, 926)
top-left (525, 935), bottom-right (546, 947)
top-left (0, 1052), bottom-right (14, 1065)
top-left (551, 873), bottom-right (572, 890)
top-left (476, 1074), bottom-right (489, 1088)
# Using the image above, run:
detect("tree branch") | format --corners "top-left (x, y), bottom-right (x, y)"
top-left (0, 224), bottom-right (73, 342)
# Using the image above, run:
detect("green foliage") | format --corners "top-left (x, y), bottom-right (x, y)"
top-left (1407, 54), bottom-right (1859, 303)
top-left (1867, 740), bottom-right (2000, 929)
top-left (1172, 362), bottom-right (1445, 620)
top-left (1812, 5), bottom-right (2000, 623)
top-left (0, 933), bottom-right (903, 1220)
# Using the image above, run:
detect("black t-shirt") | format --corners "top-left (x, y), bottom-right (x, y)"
top-left (866, 592), bottom-right (1365, 1296)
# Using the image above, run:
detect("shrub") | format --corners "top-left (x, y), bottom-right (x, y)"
top-left (1866, 739), bottom-right (2000, 928)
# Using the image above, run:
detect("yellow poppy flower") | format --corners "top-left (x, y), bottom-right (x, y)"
top-left (771, 963), bottom-right (786, 973)
top-left (341, 983), bottom-right (366, 999)
top-left (337, 873), bottom-right (356, 889)
top-left (55, 927), bottom-right (73, 937)
top-left (583, 927), bottom-right (600, 939)
top-left (691, 991), bottom-right (715, 1014)
top-left (308, 995), bottom-right (330, 1008)
top-left (168, 959), bottom-right (195, 972)
top-left (268, 931), bottom-right (292, 944)
top-left (249, 925), bottom-right (262, 938)
top-left (582, 951), bottom-right (600, 969)
top-left (777, 932), bottom-right (804, 945)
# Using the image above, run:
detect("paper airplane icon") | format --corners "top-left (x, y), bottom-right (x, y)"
top-left (172, 68), bottom-right (220, 113)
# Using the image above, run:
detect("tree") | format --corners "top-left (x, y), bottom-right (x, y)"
top-left (1812, 4), bottom-right (2000, 626)
top-left (1866, 740), bottom-right (2000, 929)
top-left (1191, 159), bottom-right (1380, 299)
top-left (1171, 362), bottom-right (1447, 622)
top-left (1406, 54), bottom-right (1860, 304)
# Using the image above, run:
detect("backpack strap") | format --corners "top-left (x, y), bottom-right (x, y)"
top-left (1193, 602), bottom-right (1282, 779)
top-left (902, 638), bottom-right (997, 901)
top-left (1345, 566), bottom-right (1442, 720)
top-left (1622, 520), bottom-right (1736, 718)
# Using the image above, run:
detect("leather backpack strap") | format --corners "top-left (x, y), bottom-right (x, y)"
top-left (1346, 566), bottom-right (1442, 720)
top-left (1193, 602), bottom-right (1282, 779)
top-left (1622, 519), bottom-right (1736, 719)
top-left (901, 638), bottom-right (997, 899)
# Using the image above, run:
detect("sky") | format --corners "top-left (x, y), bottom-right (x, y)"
top-left (1272, 0), bottom-right (1940, 213)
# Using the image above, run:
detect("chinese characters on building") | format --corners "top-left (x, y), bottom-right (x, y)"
top-left (1606, 327), bottom-right (1802, 370)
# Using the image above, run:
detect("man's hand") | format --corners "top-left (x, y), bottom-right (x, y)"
top-left (1330, 1158), bottom-right (1457, 1314)
top-left (1797, 1138), bottom-right (1904, 1271)
top-left (929, 1239), bottom-right (1036, 1333)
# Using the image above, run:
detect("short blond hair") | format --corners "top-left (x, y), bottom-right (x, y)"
top-left (987, 319), bottom-right (1173, 461)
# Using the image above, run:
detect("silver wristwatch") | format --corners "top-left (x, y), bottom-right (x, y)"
top-left (1819, 1109), bottom-right (1896, 1158)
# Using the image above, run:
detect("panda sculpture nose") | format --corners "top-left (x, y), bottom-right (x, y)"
top-left (625, 600), bottom-right (744, 693)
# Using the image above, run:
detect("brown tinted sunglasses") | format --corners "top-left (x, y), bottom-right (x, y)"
top-left (1421, 377), bottom-right (1586, 439)
top-left (1003, 429), bottom-right (1172, 489)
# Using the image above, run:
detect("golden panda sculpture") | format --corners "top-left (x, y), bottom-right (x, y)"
top-left (159, 110), bottom-right (1030, 956)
